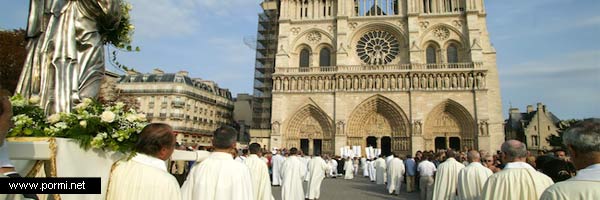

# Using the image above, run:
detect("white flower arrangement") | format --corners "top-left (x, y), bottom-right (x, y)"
top-left (9, 94), bottom-right (148, 153)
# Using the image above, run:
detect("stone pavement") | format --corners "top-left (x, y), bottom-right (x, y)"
top-left (272, 176), bottom-right (420, 200)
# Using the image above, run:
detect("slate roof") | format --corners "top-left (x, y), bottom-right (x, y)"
top-left (118, 72), bottom-right (232, 99)
top-left (506, 109), bottom-right (561, 133)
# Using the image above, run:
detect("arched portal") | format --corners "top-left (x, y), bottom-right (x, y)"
top-left (424, 99), bottom-right (477, 151)
top-left (285, 104), bottom-right (334, 155)
top-left (347, 95), bottom-right (411, 155)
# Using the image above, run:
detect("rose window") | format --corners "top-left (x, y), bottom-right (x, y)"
top-left (356, 30), bottom-right (400, 65)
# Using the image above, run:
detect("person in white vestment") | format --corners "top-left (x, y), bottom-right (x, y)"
top-left (244, 143), bottom-right (275, 200)
top-left (374, 155), bottom-right (387, 184)
top-left (280, 147), bottom-right (306, 200)
top-left (457, 150), bottom-right (493, 200)
top-left (0, 93), bottom-right (39, 200)
top-left (328, 157), bottom-right (338, 177)
top-left (344, 158), bottom-right (354, 179)
top-left (361, 157), bottom-right (368, 177)
top-left (387, 156), bottom-right (405, 195)
top-left (305, 154), bottom-right (330, 200)
top-left (385, 154), bottom-right (394, 184)
top-left (353, 157), bottom-right (359, 175)
top-left (418, 153), bottom-right (436, 200)
top-left (235, 149), bottom-right (248, 163)
top-left (432, 150), bottom-right (465, 200)
top-left (368, 159), bottom-right (376, 182)
top-left (272, 150), bottom-right (285, 186)
top-left (181, 126), bottom-right (254, 200)
top-left (541, 119), bottom-right (600, 200)
top-left (481, 140), bottom-right (554, 200)
top-left (107, 123), bottom-right (181, 200)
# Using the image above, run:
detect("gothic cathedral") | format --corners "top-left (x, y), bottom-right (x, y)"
top-left (265, 0), bottom-right (503, 156)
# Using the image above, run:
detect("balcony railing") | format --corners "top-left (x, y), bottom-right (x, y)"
top-left (170, 113), bottom-right (185, 120)
top-left (172, 100), bottom-right (185, 108)
top-left (275, 62), bottom-right (483, 74)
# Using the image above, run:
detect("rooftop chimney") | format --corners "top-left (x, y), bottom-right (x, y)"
top-left (527, 105), bottom-right (534, 113)
top-left (537, 103), bottom-right (544, 112)
top-left (176, 71), bottom-right (189, 77)
top-left (509, 108), bottom-right (520, 115)
top-left (153, 68), bottom-right (164, 75)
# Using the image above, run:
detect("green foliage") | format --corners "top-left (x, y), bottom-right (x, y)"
top-left (0, 29), bottom-right (26, 93)
top-left (546, 119), bottom-right (582, 150)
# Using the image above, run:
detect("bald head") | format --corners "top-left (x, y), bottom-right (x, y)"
top-left (501, 140), bottom-right (528, 162)
top-left (467, 150), bottom-right (481, 163)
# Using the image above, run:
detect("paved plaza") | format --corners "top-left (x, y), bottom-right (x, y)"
top-left (272, 176), bottom-right (420, 200)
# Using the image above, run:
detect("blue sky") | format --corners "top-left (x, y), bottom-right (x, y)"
top-left (1, 0), bottom-right (598, 120)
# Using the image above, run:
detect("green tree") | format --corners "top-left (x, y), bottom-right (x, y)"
top-left (547, 119), bottom-right (581, 150)
top-left (0, 29), bottom-right (26, 93)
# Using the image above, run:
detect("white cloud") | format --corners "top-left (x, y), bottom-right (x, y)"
top-left (128, 0), bottom-right (260, 39)
top-left (129, 0), bottom-right (200, 38)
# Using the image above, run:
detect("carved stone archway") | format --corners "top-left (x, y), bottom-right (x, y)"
top-left (424, 99), bottom-right (477, 150)
top-left (285, 104), bottom-right (334, 155)
top-left (347, 95), bottom-right (411, 155)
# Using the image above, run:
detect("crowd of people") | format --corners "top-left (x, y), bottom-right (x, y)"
top-left (1, 91), bottom-right (599, 200)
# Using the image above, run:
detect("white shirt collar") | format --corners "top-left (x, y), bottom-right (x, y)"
top-left (468, 162), bottom-right (484, 167)
top-left (210, 152), bottom-right (235, 160)
top-left (248, 154), bottom-right (260, 159)
top-left (570, 163), bottom-right (600, 181)
top-left (504, 162), bottom-right (535, 170)
top-left (132, 153), bottom-right (167, 172)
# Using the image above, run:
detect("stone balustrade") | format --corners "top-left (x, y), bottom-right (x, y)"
top-left (273, 63), bottom-right (487, 92)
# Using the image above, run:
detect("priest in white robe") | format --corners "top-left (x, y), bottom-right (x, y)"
top-left (457, 150), bottom-right (493, 200)
top-left (271, 150), bottom-right (285, 186)
top-left (305, 154), bottom-right (330, 200)
top-left (374, 155), bottom-right (387, 184)
top-left (280, 147), bottom-right (306, 200)
top-left (361, 157), bottom-right (369, 177)
top-left (182, 126), bottom-right (254, 200)
top-left (328, 157), bottom-right (338, 177)
top-left (481, 140), bottom-right (554, 200)
top-left (244, 143), bottom-right (275, 200)
top-left (385, 154), bottom-right (394, 184)
top-left (433, 150), bottom-right (465, 200)
top-left (387, 156), bottom-right (405, 195)
top-left (540, 119), bottom-right (600, 200)
top-left (344, 158), bottom-right (354, 179)
top-left (107, 123), bottom-right (182, 200)
top-left (368, 159), bottom-right (376, 182)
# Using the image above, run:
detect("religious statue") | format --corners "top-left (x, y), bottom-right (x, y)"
top-left (413, 120), bottom-right (422, 135)
top-left (336, 121), bottom-right (345, 136)
top-left (459, 74), bottom-right (466, 89)
top-left (272, 121), bottom-right (280, 135)
top-left (467, 74), bottom-right (474, 89)
top-left (442, 75), bottom-right (450, 88)
top-left (274, 78), bottom-right (281, 91)
top-left (412, 75), bottom-right (419, 89)
top-left (479, 120), bottom-right (489, 136)
top-left (318, 77), bottom-right (324, 90)
top-left (18, 0), bottom-right (123, 114)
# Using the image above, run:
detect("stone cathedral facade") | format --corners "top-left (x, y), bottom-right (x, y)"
top-left (268, 0), bottom-right (503, 156)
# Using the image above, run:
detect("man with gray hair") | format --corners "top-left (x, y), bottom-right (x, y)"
top-left (182, 126), bottom-right (254, 200)
top-left (541, 118), bottom-right (600, 200)
top-left (481, 140), bottom-right (554, 200)
top-left (456, 150), bottom-right (493, 200)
